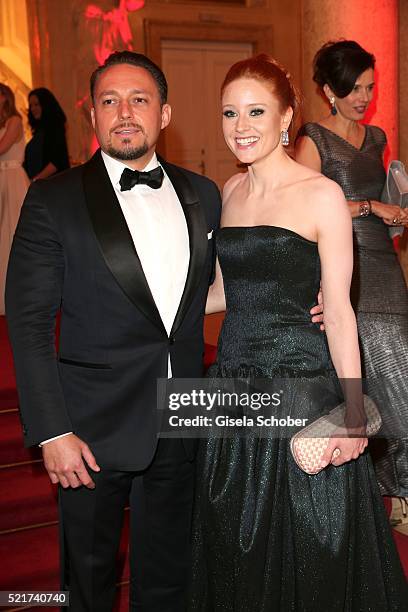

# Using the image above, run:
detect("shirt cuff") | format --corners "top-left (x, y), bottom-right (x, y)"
top-left (39, 432), bottom-right (73, 447)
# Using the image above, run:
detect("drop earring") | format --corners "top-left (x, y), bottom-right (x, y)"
top-left (281, 130), bottom-right (289, 146)
top-left (329, 96), bottom-right (337, 115)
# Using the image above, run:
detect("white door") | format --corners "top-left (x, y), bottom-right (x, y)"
top-left (162, 40), bottom-right (252, 188)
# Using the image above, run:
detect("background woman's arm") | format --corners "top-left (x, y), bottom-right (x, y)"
top-left (0, 116), bottom-right (23, 155)
top-left (296, 136), bottom-right (407, 224)
top-left (32, 161), bottom-right (58, 181)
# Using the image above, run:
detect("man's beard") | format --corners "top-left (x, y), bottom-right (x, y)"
top-left (106, 141), bottom-right (149, 161)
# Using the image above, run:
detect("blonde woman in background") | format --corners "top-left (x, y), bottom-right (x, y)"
top-left (0, 84), bottom-right (29, 315)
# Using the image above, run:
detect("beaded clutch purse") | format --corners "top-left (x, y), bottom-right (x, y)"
top-left (290, 395), bottom-right (382, 475)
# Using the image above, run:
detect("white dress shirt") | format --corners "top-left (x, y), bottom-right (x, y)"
top-left (40, 151), bottom-right (190, 445)
top-left (101, 151), bottom-right (189, 337)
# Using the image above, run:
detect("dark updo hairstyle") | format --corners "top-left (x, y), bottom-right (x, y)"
top-left (221, 54), bottom-right (301, 136)
top-left (28, 87), bottom-right (66, 132)
top-left (313, 40), bottom-right (375, 98)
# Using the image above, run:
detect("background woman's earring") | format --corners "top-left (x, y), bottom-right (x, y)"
top-left (281, 130), bottom-right (289, 146)
top-left (330, 97), bottom-right (337, 115)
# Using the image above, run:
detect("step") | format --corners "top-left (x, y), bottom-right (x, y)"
top-left (0, 316), bottom-right (17, 405)
top-left (0, 410), bottom-right (42, 466)
top-left (0, 463), bottom-right (58, 532)
top-left (0, 524), bottom-right (59, 592)
top-left (0, 513), bottom-right (130, 591)
top-left (0, 389), bottom-right (18, 410)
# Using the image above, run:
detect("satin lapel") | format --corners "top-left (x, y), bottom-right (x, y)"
top-left (83, 150), bottom-right (166, 334)
top-left (160, 159), bottom-right (208, 335)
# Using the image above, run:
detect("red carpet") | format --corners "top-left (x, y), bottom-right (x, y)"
top-left (0, 315), bottom-right (407, 612)
top-left (0, 316), bottom-right (129, 611)
top-left (0, 311), bottom-right (17, 409)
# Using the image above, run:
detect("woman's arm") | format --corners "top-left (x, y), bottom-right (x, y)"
top-left (314, 180), bottom-right (368, 467)
top-left (369, 200), bottom-right (408, 225)
top-left (316, 181), bottom-right (360, 378)
top-left (32, 161), bottom-right (58, 181)
top-left (295, 135), bottom-right (322, 172)
top-left (32, 124), bottom-right (69, 181)
top-left (205, 257), bottom-right (225, 314)
top-left (0, 116), bottom-right (23, 155)
top-left (296, 136), bottom-right (408, 225)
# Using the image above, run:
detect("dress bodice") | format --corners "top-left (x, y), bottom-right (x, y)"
top-left (297, 122), bottom-right (386, 201)
top-left (215, 226), bottom-right (332, 376)
top-left (297, 122), bottom-right (408, 315)
top-left (297, 123), bottom-right (390, 253)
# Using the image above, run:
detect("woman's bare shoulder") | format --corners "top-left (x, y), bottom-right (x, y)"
top-left (292, 163), bottom-right (342, 198)
top-left (6, 115), bottom-right (22, 128)
top-left (223, 172), bottom-right (246, 200)
top-left (287, 164), bottom-right (346, 220)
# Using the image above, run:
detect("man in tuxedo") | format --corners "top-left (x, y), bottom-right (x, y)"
top-left (7, 51), bottom-right (324, 611)
top-left (6, 51), bottom-right (221, 611)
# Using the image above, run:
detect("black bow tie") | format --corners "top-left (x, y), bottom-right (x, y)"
top-left (119, 166), bottom-right (164, 191)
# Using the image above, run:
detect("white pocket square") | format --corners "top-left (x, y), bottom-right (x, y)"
top-left (207, 230), bottom-right (213, 240)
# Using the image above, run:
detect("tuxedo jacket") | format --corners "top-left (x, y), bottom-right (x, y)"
top-left (6, 150), bottom-right (221, 470)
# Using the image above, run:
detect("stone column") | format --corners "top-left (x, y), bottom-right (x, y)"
top-left (399, 0), bottom-right (408, 283)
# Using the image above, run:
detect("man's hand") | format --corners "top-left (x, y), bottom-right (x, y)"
top-left (310, 287), bottom-right (324, 330)
top-left (42, 433), bottom-right (100, 489)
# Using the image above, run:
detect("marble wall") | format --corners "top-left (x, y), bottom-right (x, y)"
top-left (399, 0), bottom-right (408, 282)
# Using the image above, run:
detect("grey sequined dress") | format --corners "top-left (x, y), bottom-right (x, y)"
top-left (298, 122), bottom-right (408, 497)
top-left (189, 227), bottom-right (407, 611)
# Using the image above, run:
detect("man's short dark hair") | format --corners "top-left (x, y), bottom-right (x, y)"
top-left (90, 51), bottom-right (168, 105)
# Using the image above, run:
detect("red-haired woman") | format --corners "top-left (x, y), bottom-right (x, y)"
top-left (189, 55), bottom-right (407, 610)
top-left (0, 83), bottom-right (29, 315)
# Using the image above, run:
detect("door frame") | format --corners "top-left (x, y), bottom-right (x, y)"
top-left (144, 20), bottom-right (273, 156)
top-left (144, 20), bottom-right (273, 61)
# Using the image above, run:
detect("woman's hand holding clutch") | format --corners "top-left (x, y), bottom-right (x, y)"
top-left (290, 395), bottom-right (380, 474)
top-left (322, 383), bottom-right (369, 468)
top-left (320, 428), bottom-right (368, 469)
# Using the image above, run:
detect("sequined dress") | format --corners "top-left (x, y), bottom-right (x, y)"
top-left (189, 226), bottom-right (407, 611)
top-left (297, 123), bottom-right (408, 497)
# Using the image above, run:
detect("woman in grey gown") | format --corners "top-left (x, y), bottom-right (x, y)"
top-left (296, 40), bottom-right (408, 501)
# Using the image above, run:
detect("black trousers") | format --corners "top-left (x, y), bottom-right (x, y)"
top-left (59, 438), bottom-right (194, 611)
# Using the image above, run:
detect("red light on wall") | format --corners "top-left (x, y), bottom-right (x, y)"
top-left (85, 0), bottom-right (145, 65)
top-left (82, 0), bottom-right (145, 154)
